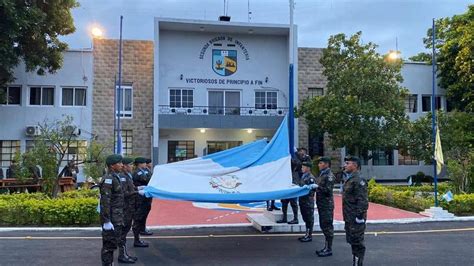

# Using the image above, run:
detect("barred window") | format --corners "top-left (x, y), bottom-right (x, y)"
top-left (116, 130), bottom-right (133, 156)
top-left (372, 148), bottom-right (394, 165)
top-left (168, 141), bottom-right (194, 162)
top-left (255, 91), bottom-right (277, 109)
top-left (308, 87), bottom-right (324, 98)
top-left (170, 89), bottom-right (193, 108)
top-left (0, 140), bottom-right (21, 167)
top-left (207, 141), bottom-right (242, 155)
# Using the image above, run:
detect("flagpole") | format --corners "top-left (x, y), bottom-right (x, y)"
top-left (113, 74), bottom-right (117, 153)
top-left (116, 15), bottom-right (123, 154)
top-left (288, 0), bottom-right (295, 157)
top-left (431, 18), bottom-right (438, 207)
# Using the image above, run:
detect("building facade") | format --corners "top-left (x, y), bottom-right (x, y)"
top-left (92, 39), bottom-right (154, 158)
top-left (297, 47), bottom-right (446, 180)
top-left (0, 50), bottom-right (93, 175)
top-left (152, 18), bottom-right (297, 164)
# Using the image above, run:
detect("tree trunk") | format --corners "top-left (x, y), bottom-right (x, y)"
top-left (51, 166), bottom-right (67, 198)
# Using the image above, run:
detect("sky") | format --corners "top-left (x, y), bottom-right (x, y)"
top-left (62, 0), bottom-right (472, 57)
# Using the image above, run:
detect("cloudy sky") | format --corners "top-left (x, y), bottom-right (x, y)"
top-left (63, 0), bottom-right (472, 57)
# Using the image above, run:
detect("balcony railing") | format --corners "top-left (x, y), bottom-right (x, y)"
top-left (158, 105), bottom-right (288, 116)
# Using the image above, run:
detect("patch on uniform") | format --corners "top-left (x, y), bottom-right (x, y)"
top-left (137, 171), bottom-right (143, 176)
top-left (104, 179), bottom-right (113, 184)
top-left (360, 180), bottom-right (366, 186)
top-left (120, 178), bottom-right (126, 182)
top-left (328, 177), bottom-right (334, 182)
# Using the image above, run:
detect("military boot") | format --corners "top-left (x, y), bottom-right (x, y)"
top-left (271, 202), bottom-right (280, 211)
top-left (299, 228), bottom-right (312, 242)
top-left (353, 255), bottom-right (364, 266)
top-left (276, 205), bottom-right (288, 223)
top-left (123, 245), bottom-right (138, 261)
top-left (118, 246), bottom-right (135, 264)
top-left (133, 234), bottom-right (149, 248)
top-left (316, 240), bottom-right (333, 257)
top-left (140, 228), bottom-right (153, 236)
top-left (287, 207), bottom-right (298, 224)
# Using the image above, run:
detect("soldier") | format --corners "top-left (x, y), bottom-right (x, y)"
top-left (342, 156), bottom-right (369, 266)
top-left (297, 161), bottom-right (318, 242)
top-left (141, 158), bottom-right (154, 236)
top-left (132, 157), bottom-right (152, 247)
top-left (118, 157), bottom-right (139, 263)
top-left (99, 154), bottom-right (124, 266)
top-left (265, 200), bottom-right (280, 211)
top-left (315, 156), bottom-right (335, 257)
top-left (276, 148), bottom-right (310, 224)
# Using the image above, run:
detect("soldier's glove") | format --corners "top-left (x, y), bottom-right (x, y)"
top-left (306, 184), bottom-right (318, 190)
top-left (138, 190), bottom-right (146, 196)
top-left (102, 222), bottom-right (114, 231)
top-left (355, 217), bottom-right (365, 224)
top-left (137, 185), bottom-right (146, 190)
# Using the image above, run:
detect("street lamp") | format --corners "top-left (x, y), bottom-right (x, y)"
top-left (91, 26), bottom-right (103, 38)
top-left (388, 50), bottom-right (401, 60)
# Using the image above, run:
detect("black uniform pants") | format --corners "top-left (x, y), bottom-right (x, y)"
top-left (280, 198), bottom-right (298, 216)
top-left (133, 196), bottom-right (152, 236)
top-left (120, 206), bottom-right (135, 246)
top-left (101, 224), bottom-right (122, 265)
top-left (345, 221), bottom-right (366, 258)
top-left (298, 197), bottom-right (314, 230)
top-left (318, 207), bottom-right (334, 243)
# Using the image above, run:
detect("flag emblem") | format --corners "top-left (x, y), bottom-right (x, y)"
top-left (212, 49), bottom-right (237, 76)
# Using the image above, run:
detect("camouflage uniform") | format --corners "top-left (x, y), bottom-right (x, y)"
top-left (132, 168), bottom-right (152, 237)
top-left (342, 171), bottom-right (369, 260)
top-left (278, 154), bottom-right (311, 223)
top-left (99, 171), bottom-right (124, 265)
top-left (298, 171), bottom-right (316, 238)
top-left (316, 168), bottom-right (335, 248)
top-left (119, 171), bottom-right (137, 247)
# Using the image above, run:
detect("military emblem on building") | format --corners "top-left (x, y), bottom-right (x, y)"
top-left (212, 49), bottom-right (237, 76)
top-left (209, 174), bottom-right (242, 193)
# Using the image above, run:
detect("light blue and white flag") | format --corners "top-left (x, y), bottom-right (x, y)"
top-left (442, 190), bottom-right (453, 202)
top-left (144, 115), bottom-right (310, 203)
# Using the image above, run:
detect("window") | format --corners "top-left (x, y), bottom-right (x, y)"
top-left (62, 87), bottom-right (86, 106)
top-left (207, 141), bottom-right (242, 155)
top-left (0, 86), bottom-right (21, 105)
top-left (255, 91), bottom-right (277, 109)
top-left (308, 87), bottom-right (324, 98)
top-left (0, 140), bottom-right (21, 168)
top-left (168, 141), bottom-right (195, 162)
top-left (435, 96), bottom-right (442, 110)
top-left (29, 86), bottom-right (54, 105)
top-left (308, 133), bottom-right (324, 158)
top-left (398, 149), bottom-right (419, 165)
top-left (405, 94), bottom-right (418, 113)
top-left (372, 148), bottom-right (394, 165)
top-left (422, 95), bottom-right (442, 112)
top-left (169, 89), bottom-right (193, 108)
top-left (116, 130), bottom-right (133, 156)
top-left (208, 91), bottom-right (241, 115)
top-left (116, 85), bottom-right (133, 118)
top-left (60, 140), bottom-right (87, 165)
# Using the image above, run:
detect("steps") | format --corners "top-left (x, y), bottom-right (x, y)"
top-left (247, 209), bottom-right (344, 233)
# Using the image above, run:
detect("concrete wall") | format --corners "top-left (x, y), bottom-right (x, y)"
top-left (0, 50), bottom-right (93, 142)
top-left (92, 39), bottom-right (154, 158)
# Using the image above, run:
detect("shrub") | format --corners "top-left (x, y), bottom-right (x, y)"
top-left (440, 194), bottom-right (474, 216)
top-left (0, 190), bottom-right (99, 226)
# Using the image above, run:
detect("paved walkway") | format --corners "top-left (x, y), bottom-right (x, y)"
top-left (147, 195), bottom-right (426, 226)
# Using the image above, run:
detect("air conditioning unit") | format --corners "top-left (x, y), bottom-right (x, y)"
top-left (65, 126), bottom-right (81, 136)
top-left (25, 126), bottom-right (40, 137)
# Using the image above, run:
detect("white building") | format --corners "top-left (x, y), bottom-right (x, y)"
top-left (153, 18), bottom-right (298, 164)
top-left (0, 50), bottom-right (94, 176)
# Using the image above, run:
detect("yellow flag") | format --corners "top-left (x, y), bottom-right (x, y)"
top-left (434, 126), bottom-right (444, 175)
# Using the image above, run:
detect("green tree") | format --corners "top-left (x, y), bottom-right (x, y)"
top-left (411, 5), bottom-right (474, 111)
top-left (0, 0), bottom-right (78, 88)
top-left (83, 140), bottom-right (111, 183)
top-left (299, 32), bottom-right (409, 156)
top-left (408, 52), bottom-right (431, 63)
top-left (405, 111), bottom-right (474, 193)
